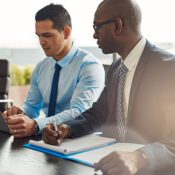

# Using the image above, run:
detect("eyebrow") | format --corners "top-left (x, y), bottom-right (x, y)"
top-left (35, 32), bottom-right (54, 36)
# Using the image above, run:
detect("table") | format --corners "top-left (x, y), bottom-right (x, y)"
top-left (0, 132), bottom-right (95, 175)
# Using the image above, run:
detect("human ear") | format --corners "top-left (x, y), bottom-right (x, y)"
top-left (63, 26), bottom-right (71, 39)
top-left (114, 18), bottom-right (123, 34)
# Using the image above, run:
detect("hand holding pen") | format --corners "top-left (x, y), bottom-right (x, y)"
top-left (52, 120), bottom-right (62, 145)
top-left (42, 119), bottom-right (71, 145)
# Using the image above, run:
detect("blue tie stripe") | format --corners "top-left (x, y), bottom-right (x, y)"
top-left (116, 63), bottom-right (128, 142)
top-left (48, 63), bottom-right (62, 117)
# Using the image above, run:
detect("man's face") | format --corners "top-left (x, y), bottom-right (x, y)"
top-left (93, 5), bottom-right (117, 54)
top-left (35, 19), bottom-right (65, 59)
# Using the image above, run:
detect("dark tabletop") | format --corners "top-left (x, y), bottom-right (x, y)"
top-left (0, 132), bottom-right (95, 175)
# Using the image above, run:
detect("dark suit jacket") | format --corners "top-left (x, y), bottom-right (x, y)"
top-left (65, 41), bottom-right (175, 174)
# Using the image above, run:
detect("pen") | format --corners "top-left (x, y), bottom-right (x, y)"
top-left (53, 119), bottom-right (58, 132)
top-left (52, 119), bottom-right (61, 145)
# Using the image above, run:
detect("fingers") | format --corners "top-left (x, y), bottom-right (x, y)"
top-left (7, 116), bottom-right (24, 135)
top-left (5, 114), bottom-right (36, 138)
top-left (94, 151), bottom-right (139, 175)
top-left (95, 160), bottom-right (122, 175)
top-left (3, 106), bottom-right (23, 120)
top-left (11, 128), bottom-right (26, 138)
top-left (57, 124), bottom-right (71, 138)
top-left (8, 116), bottom-right (24, 125)
top-left (42, 124), bottom-right (70, 145)
top-left (42, 124), bottom-right (59, 145)
top-left (94, 151), bottom-right (122, 175)
top-left (56, 124), bottom-right (71, 144)
top-left (11, 106), bottom-right (23, 114)
top-left (57, 130), bottom-right (65, 144)
top-left (95, 151), bottom-right (117, 170)
top-left (2, 110), bottom-right (8, 120)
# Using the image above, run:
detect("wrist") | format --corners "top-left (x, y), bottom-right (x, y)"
top-left (136, 151), bottom-right (149, 171)
top-left (32, 119), bottom-right (39, 134)
top-left (60, 124), bottom-right (72, 138)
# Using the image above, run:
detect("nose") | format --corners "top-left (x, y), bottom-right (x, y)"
top-left (93, 32), bottom-right (97, 39)
top-left (39, 36), bottom-right (47, 45)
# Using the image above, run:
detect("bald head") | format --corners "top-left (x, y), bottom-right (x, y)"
top-left (96, 0), bottom-right (142, 34)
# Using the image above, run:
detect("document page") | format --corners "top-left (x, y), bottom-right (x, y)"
top-left (29, 134), bottom-right (116, 155)
top-left (69, 143), bottom-right (144, 165)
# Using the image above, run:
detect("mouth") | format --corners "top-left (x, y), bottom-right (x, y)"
top-left (43, 47), bottom-right (50, 51)
top-left (97, 42), bottom-right (101, 48)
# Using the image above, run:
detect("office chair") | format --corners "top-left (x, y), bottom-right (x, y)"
top-left (0, 59), bottom-right (13, 112)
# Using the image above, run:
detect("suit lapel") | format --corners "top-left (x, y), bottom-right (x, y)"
top-left (127, 41), bottom-right (153, 125)
top-left (101, 59), bottom-right (121, 137)
top-left (105, 59), bottom-right (121, 124)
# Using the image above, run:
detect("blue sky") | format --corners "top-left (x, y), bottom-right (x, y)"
top-left (0, 0), bottom-right (175, 48)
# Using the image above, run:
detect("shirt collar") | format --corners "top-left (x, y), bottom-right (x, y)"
top-left (51, 42), bottom-right (78, 68)
top-left (123, 37), bottom-right (146, 71)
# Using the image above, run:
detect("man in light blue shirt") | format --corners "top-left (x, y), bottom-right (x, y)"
top-left (2, 4), bottom-right (105, 137)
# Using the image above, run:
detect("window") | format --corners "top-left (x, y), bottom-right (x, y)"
top-left (0, 0), bottom-right (174, 64)
top-left (0, 0), bottom-right (174, 106)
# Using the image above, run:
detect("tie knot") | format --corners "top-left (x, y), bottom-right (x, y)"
top-left (55, 63), bottom-right (62, 71)
top-left (120, 63), bottom-right (128, 72)
top-left (55, 63), bottom-right (61, 69)
top-left (119, 63), bottom-right (128, 77)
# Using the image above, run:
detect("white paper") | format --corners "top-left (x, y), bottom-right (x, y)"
top-left (69, 143), bottom-right (144, 165)
top-left (29, 134), bottom-right (116, 155)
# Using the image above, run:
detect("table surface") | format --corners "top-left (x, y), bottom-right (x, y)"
top-left (0, 132), bottom-right (95, 175)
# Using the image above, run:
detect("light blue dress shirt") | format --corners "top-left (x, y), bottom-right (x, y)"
top-left (22, 43), bottom-right (105, 132)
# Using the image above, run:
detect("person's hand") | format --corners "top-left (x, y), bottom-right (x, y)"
top-left (7, 114), bottom-right (38, 138)
top-left (42, 124), bottom-right (71, 145)
top-left (94, 150), bottom-right (149, 175)
top-left (2, 106), bottom-right (23, 121)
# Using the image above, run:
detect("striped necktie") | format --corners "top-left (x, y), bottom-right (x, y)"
top-left (48, 63), bottom-right (62, 117)
top-left (116, 63), bottom-right (128, 142)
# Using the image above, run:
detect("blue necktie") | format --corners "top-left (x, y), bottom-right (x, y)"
top-left (48, 63), bottom-right (62, 117)
top-left (116, 63), bottom-right (128, 142)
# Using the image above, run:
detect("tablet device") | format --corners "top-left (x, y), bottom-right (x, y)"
top-left (0, 111), bottom-right (10, 133)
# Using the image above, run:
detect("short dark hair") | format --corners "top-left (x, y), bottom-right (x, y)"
top-left (35, 3), bottom-right (72, 30)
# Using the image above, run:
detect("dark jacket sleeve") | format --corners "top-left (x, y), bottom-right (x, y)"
top-left (64, 86), bottom-right (109, 138)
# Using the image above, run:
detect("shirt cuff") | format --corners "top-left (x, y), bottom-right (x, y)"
top-left (139, 142), bottom-right (175, 173)
top-left (34, 117), bottom-right (50, 134)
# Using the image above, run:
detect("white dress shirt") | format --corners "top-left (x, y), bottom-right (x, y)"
top-left (123, 37), bottom-right (146, 118)
top-left (22, 43), bottom-right (105, 132)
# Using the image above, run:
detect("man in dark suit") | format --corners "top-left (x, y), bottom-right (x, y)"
top-left (43, 0), bottom-right (175, 174)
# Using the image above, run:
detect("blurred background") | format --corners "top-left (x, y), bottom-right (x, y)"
top-left (0, 0), bottom-right (175, 106)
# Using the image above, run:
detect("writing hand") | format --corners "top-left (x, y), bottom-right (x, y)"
top-left (42, 124), bottom-right (71, 145)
